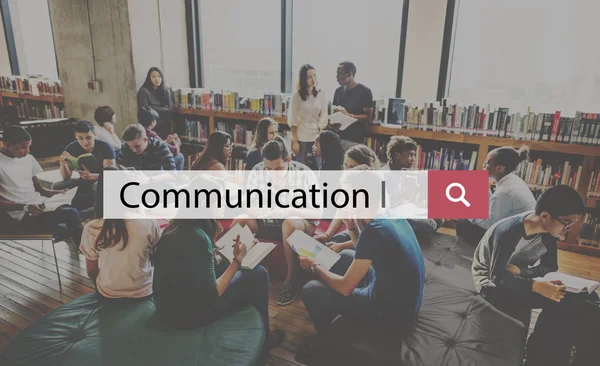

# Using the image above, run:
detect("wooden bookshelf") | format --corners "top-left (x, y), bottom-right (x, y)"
top-left (0, 91), bottom-right (65, 120)
top-left (172, 109), bottom-right (600, 256)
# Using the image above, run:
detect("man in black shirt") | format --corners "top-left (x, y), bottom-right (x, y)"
top-left (331, 61), bottom-right (374, 149)
top-left (117, 124), bottom-right (176, 171)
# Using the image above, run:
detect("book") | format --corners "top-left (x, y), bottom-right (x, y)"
top-left (65, 153), bottom-right (100, 173)
top-left (328, 112), bottom-right (358, 131)
top-left (286, 229), bottom-right (340, 270)
top-left (534, 272), bottom-right (599, 294)
top-left (216, 223), bottom-right (276, 270)
top-left (42, 187), bottom-right (78, 212)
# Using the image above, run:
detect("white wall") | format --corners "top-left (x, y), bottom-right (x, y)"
top-left (0, 14), bottom-right (11, 75)
top-left (7, 0), bottom-right (59, 79)
top-left (401, 0), bottom-right (448, 105)
top-left (128, 0), bottom-right (189, 90)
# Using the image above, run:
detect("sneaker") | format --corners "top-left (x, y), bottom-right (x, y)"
top-left (276, 281), bottom-right (297, 306)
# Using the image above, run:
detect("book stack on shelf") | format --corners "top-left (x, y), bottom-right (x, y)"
top-left (0, 75), bottom-right (65, 121)
top-left (578, 212), bottom-right (600, 249)
top-left (514, 157), bottom-right (582, 192)
top-left (172, 88), bottom-right (291, 117)
top-left (216, 121), bottom-right (254, 148)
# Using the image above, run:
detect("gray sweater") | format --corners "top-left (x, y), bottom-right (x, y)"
top-left (472, 211), bottom-right (558, 295)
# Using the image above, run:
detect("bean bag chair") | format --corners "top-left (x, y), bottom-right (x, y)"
top-left (1, 293), bottom-right (265, 366)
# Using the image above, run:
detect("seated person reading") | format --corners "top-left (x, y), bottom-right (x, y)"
top-left (314, 144), bottom-right (380, 253)
top-left (296, 166), bottom-right (425, 364)
top-left (56, 120), bottom-right (116, 211)
top-left (472, 185), bottom-right (598, 366)
top-left (232, 136), bottom-right (319, 306)
top-left (80, 166), bottom-right (161, 300)
top-left (0, 126), bottom-right (83, 246)
top-left (137, 106), bottom-right (184, 170)
top-left (383, 135), bottom-right (444, 233)
top-left (93, 106), bottom-right (122, 155)
top-left (117, 124), bottom-right (175, 171)
top-left (191, 131), bottom-right (232, 171)
top-left (245, 117), bottom-right (279, 171)
top-left (152, 176), bottom-right (285, 352)
top-left (458, 145), bottom-right (535, 246)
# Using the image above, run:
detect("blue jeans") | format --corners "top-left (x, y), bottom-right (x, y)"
top-left (302, 250), bottom-right (378, 333)
top-left (211, 265), bottom-right (271, 337)
top-left (407, 219), bottom-right (442, 233)
top-left (173, 153), bottom-right (184, 171)
top-left (295, 141), bottom-right (314, 164)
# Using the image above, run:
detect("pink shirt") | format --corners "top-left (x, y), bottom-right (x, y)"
top-left (80, 219), bottom-right (161, 298)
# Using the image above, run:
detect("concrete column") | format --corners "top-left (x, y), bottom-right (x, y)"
top-left (48, 0), bottom-right (138, 134)
top-left (0, 14), bottom-right (11, 75)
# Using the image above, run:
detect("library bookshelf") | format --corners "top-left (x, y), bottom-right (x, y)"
top-left (0, 91), bottom-right (65, 120)
top-left (173, 108), bottom-right (600, 257)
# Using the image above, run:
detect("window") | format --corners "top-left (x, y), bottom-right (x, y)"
top-left (292, 0), bottom-right (404, 100)
top-left (200, 0), bottom-right (281, 94)
top-left (6, 0), bottom-right (58, 79)
top-left (447, 0), bottom-right (600, 116)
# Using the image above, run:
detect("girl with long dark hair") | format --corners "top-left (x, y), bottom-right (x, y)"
top-left (312, 130), bottom-right (344, 170)
top-left (79, 166), bottom-right (161, 299)
top-left (137, 67), bottom-right (173, 138)
top-left (245, 117), bottom-right (279, 170)
top-left (191, 131), bottom-right (233, 170)
top-left (152, 176), bottom-right (285, 350)
top-left (288, 64), bottom-right (328, 164)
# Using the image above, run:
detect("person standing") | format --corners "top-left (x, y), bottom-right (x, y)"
top-left (288, 64), bottom-right (329, 164)
top-left (331, 62), bottom-right (374, 150)
top-left (137, 67), bottom-right (173, 139)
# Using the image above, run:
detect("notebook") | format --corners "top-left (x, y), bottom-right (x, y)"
top-left (286, 229), bottom-right (341, 270)
top-left (42, 187), bottom-right (78, 212)
top-left (216, 223), bottom-right (276, 270)
top-left (534, 272), bottom-right (600, 294)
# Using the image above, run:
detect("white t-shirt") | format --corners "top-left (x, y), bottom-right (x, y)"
top-left (287, 90), bottom-right (329, 142)
top-left (80, 219), bottom-right (161, 298)
top-left (0, 153), bottom-right (46, 220)
top-left (95, 126), bottom-right (122, 151)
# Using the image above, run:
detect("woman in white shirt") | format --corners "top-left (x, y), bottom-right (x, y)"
top-left (93, 106), bottom-right (122, 155)
top-left (288, 64), bottom-right (329, 164)
top-left (80, 166), bottom-right (161, 300)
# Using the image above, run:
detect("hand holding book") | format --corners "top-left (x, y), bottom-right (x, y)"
top-left (232, 234), bottom-right (247, 264)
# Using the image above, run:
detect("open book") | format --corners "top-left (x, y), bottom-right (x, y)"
top-left (534, 272), bottom-right (599, 294)
top-left (286, 230), bottom-right (341, 271)
top-left (328, 112), bottom-right (358, 131)
top-left (66, 153), bottom-right (100, 173)
top-left (216, 223), bottom-right (276, 270)
top-left (42, 187), bottom-right (78, 212)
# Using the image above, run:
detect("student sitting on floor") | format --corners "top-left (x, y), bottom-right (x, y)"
top-left (55, 120), bottom-right (116, 212)
top-left (383, 135), bottom-right (444, 233)
top-left (152, 175), bottom-right (285, 351)
top-left (137, 107), bottom-right (184, 170)
top-left (472, 185), bottom-right (598, 366)
top-left (232, 136), bottom-right (320, 306)
top-left (458, 145), bottom-right (535, 246)
top-left (0, 126), bottom-right (83, 246)
top-left (117, 124), bottom-right (176, 171)
top-left (314, 144), bottom-right (380, 252)
top-left (312, 130), bottom-right (344, 171)
top-left (191, 131), bottom-right (233, 171)
top-left (93, 106), bottom-right (122, 155)
top-left (80, 166), bottom-right (161, 300)
top-left (296, 166), bottom-right (425, 364)
top-left (245, 117), bottom-right (279, 171)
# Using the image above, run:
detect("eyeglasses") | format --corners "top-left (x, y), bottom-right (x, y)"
top-left (553, 216), bottom-right (577, 229)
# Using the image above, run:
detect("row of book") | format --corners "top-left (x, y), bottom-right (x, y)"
top-left (586, 168), bottom-right (600, 198)
top-left (216, 121), bottom-right (254, 147)
top-left (176, 119), bottom-right (208, 141)
top-left (377, 99), bottom-right (600, 146)
top-left (7, 100), bottom-right (65, 120)
top-left (578, 212), bottom-right (600, 248)
top-left (515, 159), bottom-right (582, 190)
top-left (0, 75), bottom-right (63, 96)
top-left (172, 88), bottom-right (292, 117)
top-left (364, 137), bottom-right (478, 170)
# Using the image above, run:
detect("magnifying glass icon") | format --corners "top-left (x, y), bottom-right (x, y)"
top-left (446, 182), bottom-right (471, 207)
